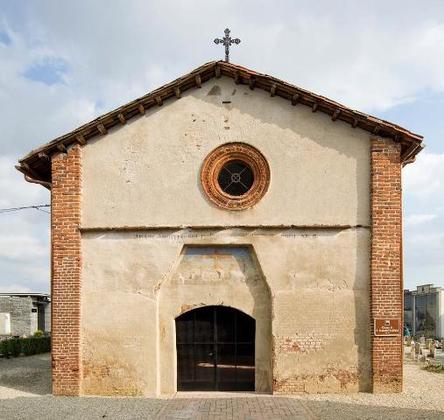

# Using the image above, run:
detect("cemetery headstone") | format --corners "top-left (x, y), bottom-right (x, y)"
top-left (415, 342), bottom-right (422, 360)
top-left (429, 344), bottom-right (435, 358)
top-left (410, 343), bottom-right (415, 359)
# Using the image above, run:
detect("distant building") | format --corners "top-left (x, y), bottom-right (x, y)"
top-left (0, 293), bottom-right (50, 336)
top-left (404, 284), bottom-right (444, 339)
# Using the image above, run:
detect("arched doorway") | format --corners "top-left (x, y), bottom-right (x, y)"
top-left (176, 306), bottom-right (255, 391)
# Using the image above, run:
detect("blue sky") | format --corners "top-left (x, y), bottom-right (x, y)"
top-left (0, 1), bottom-right (443, 292)
top-left (22, 57), bottom-right (68, 86)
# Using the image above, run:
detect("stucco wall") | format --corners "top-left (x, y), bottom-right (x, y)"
top-left (81, 227), bottom-right (370, 395)
top-left (80, 76), bottom-right (372, 395)
top-left (81, 77), bottom-right (370, 228)
top-left (158, 246), bottom-right (272, 394)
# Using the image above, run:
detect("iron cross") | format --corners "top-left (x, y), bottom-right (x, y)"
top-left (214, 28), bottom-right (241, 63)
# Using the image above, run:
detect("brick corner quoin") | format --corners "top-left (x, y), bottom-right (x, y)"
top-left (370, 137), bottom-right (403, 393)
top-left (51, 145), bottom-right (82, 396)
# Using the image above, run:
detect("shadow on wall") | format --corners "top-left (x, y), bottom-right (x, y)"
top-left (196, 78), bottom-right (370, 220)
top-left (106, 76), bottom-right (369, 224)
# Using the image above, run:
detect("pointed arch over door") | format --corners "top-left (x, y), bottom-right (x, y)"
top-left (176, 306), bottom-right (255, 391)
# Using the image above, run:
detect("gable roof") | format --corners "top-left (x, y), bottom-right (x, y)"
top-left (17, 60), bottom-right (424, 186)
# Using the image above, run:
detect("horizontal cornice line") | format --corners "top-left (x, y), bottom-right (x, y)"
top-left (80, 224), bottom-right (370, 233)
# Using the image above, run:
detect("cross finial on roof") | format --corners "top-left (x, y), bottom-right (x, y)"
top-left (214, 28), bottom-right (241, 63)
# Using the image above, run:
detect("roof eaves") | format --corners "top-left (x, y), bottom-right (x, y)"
top-left (17, 60), bottom-right (423, 184)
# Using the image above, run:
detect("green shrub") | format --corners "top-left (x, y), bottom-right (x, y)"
top-left (33, 330), bottom-right (44, 338)
top-left (0, 340), bottom-right (9, 357)
top-left (22, 337), bottom-right (50, 356)
top-left (21, 338), bottom-right (34, 356)
top-left (0, 338), bottom-right (21, 357)
top-left (0, 336), bottom-right (50, 358)
top-left (34, 336), bottom-right (50, 353)
top-left (44, 336), bottom-right (51, 352)
top-left (7, 339), bottom-right (21, 357)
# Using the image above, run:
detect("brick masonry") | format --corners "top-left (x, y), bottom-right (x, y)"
top-left (370, 137), bottom-right (403, 393)
top-left (51, 144), bottom-right (82, 396)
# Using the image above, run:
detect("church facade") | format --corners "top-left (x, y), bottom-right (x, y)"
top-left (17, 61), bottom-right (423, 396)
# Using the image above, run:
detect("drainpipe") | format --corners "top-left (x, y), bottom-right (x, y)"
top-left (24, 174), bottom-right (52, 190)
top-left (15, 165), bottom-right (52, 190)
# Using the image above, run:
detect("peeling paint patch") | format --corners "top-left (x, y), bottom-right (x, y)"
top-left (273, 368), bottom-right (359, 394)
top-left (331, 369), bottom-right (359, 389)
top-left (179, 303), bottom-right (201, 314)
top-left (276, 333), bottom-right (331, 354)
top-left (281, 338), bottom-right (301, 353)
top-left (82, 359), bottom-right (145, 396)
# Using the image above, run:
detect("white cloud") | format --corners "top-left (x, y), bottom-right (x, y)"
top-left (0, 156), bottom-right (48, 207)
top-left (1, 1), bottom-right (444, 141)
top-left (404, 152), bottom-right (444, 197)
top-left (0, 156), bottom-right (49, 292)
top-left (405, 214), bottom-right (437, 227)
top-left (0, 284), bottom-right (32, 293)
top-left (1, 1), bottom-right (444, 292)
top-left (403, 152), bottom-right (444, 288)
top-left (406, 231), bottom-right (444, 248)
top-left (0, 234), bottom-right (47, 260)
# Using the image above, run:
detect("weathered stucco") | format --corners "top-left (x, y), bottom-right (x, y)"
top-left (158, 246), bottom-right (272, 394)
top-left (82, 77), bottom-right (370, 228)
top-left (80, 76), bottom-right (372, 396)
top-left (81, 228), bottom-right (370, 395)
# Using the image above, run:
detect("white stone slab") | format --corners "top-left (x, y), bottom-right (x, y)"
top-left (0, 313), bottom-right (11, 335)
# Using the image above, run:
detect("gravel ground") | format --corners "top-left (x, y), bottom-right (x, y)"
top-left (292, 360), bottom-right (444, 413)
top-left (0, 353), bottom-right (51, 398)
top-left (1, 353), bottom-right (444, 419)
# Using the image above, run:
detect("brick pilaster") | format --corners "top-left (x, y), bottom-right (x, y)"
top-left (371, 137), bottom-right (403, 393)
top-left (51, 144), bottom-right (82, 395)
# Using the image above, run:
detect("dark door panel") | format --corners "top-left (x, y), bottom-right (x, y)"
top-left (176, 306), bottom-right (255, 391)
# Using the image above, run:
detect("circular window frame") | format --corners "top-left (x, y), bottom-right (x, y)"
top-left (201, 142), bottom-right (270, 210)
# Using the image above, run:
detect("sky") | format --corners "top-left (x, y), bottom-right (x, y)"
top-left (0, 1), bottom-right (443, 293)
